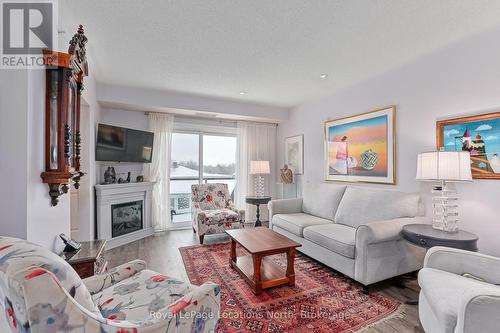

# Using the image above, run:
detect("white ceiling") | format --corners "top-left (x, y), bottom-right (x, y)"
top-left (60, 0), bottom-right (500, 108)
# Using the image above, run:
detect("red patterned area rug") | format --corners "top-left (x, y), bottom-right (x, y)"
top-left (179, 241), bottom-right (400, 333)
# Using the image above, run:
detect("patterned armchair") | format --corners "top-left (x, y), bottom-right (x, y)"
top-left (0, 237), bottom-right (220, 333)
top-left (191, 183), bottom-right (245, 244)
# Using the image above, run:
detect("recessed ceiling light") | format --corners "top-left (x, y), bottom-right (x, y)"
top-left (319, 73), bottom-right (328, 79)
top-left (239, 91), bottom-right (247, 95)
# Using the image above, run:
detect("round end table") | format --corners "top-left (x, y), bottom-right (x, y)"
top-left (245, 196), bottom-right (272, 227)
top-left (402, 224), bottom-right (478, 252)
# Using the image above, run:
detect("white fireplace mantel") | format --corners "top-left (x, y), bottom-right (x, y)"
top-left (95, 182), bottom-right (155, 249)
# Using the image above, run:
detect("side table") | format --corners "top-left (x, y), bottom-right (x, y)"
top-left (402, 224), bottom-right (478, 252)
top-left (245, 196), bottom-right (272, 227)
top-left (61, 240), bottom-right (108, 278)
top-left (401, 224), bottom-right (478, 305)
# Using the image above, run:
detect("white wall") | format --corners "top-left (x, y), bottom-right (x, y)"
top-left (97, 108), bottom-right (149, 184)
top-left (98, 83), bottom-right (289, 123)
top-left (95, 108), bottom-right (245, 184)
top-left (0, 71), bottom-right (29, 240)
top-left (26, 69), bottom-right (71, 251)
top-left (0, 67), bottom-right (101, 250)
top-left (0, 68), bottom-right (72, 251)
top-left (278, 27), bottom-right (500, 256)
top-left (77, 69), bottom-right (102, 241)
top-left (100, 107), bottom-right (148, 130)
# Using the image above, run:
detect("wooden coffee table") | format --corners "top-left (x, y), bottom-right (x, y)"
top-left (226, 227), bottom-right (302, 294)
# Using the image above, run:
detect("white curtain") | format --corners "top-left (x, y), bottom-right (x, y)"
top-left (236, 121), bottom-right (277, 222)
top-left (144, 113), bottom-right (174, 232)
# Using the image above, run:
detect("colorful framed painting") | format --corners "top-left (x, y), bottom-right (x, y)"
top-left (437, 111), bottom-right (500, 179)
top-left (324, 106), bottom-right (396, 184)
top-left (285, 134), bottom-right (304, 174)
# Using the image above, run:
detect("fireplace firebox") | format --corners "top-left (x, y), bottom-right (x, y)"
top-left (111, 200), bottom-right (143, 238)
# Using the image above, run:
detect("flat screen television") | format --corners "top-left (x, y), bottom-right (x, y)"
top-left (96, 124), bottom-right (154, 163)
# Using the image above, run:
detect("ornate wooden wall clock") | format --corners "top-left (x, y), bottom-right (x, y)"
top-left (41, 25), bottom-right (89, 206)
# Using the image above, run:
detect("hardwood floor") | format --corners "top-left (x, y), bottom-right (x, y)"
top-left (105, 229), bottom-right (424, 333)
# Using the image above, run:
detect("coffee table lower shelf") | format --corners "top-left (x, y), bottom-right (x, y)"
top-left (230, 255), bottom-right (294, 294)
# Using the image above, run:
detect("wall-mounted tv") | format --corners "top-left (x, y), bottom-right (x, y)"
top-left (96, 124), bottom-right (154, 163)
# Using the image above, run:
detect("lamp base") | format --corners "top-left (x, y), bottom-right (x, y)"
top-left (431, 181), bottom-right (459, 233)
top-left (431, 221), bottom-right (459, 233)
top-left (253, 175), bottom-right (265, 197)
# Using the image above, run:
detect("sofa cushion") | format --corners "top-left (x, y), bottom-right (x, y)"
top-left (272, 213), bottom-right (331, 237)
top-left (302, 182), bottom-right (346, 220)
top-left (202, 208), bottom-right (239, 225)
top-left (93, 269), bottom-right (193, 322)
top-left (303, 224), bottom-right (356, 258)
top-left (334, 187), bottom-right (421, 228)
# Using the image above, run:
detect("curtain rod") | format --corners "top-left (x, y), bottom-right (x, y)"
top-left (143, 111), bottom-right (278, 126)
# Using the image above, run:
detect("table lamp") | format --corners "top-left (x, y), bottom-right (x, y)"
top-left (416, 151), bottom-right (472, 232)
top-left (250, 160), bottom-right (270, 197)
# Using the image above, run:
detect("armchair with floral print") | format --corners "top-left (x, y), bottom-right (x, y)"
top-left (191, 183), bottom-right (245, 243)
top-left (0, 237), bottom-right (220, 333)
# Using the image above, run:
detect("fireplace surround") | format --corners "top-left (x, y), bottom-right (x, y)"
top-left (95, 182), bottom-right (155, 249)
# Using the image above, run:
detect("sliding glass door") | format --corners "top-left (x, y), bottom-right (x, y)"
top-left (170, 133), bottom-right (200, 226)
top-left (169, 131), bottom-right (237, 227)
top-left (203, 135), bottom-right (237, 200)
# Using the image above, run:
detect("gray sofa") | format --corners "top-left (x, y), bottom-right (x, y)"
top-left (268, 182), bottom-right (427, 286)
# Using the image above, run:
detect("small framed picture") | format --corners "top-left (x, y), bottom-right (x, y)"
top-left (285, 135), bottom-right (304, 174)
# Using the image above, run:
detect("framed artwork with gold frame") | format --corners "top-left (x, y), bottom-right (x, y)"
top-left (437, 111), bottom-right (500, 179)
top-left (324, 106), bottom-right (396, 184)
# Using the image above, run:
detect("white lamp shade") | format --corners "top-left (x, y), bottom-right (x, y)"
top-left (250, 160), bottom-right (270, 174)
top-left (416, 151), bottom-right (472, 181)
